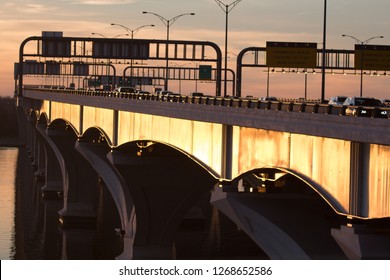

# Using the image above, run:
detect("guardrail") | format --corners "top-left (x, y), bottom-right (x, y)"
top-left (23, 87), bottom-right (390, 119)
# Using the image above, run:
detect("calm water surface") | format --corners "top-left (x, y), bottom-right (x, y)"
top-left (0, 148), bottom-right (18, 260)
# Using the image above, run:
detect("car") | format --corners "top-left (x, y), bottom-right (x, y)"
top-left (328, 96), bottom-right (347, 105)
top-left (114, 86), bottom-right (135, 93)
top-left (155, 90), bottom-right (173, 100)
top-left (165, 92), bottom-right (181, 102)
top-left (343, 97), bottom-right (387, 118)
top-left (136, 90), bottom-right (151, 94)
top-left (260, 96), bottom-right (278, 101)
top-left (190, 92), bottom-right (204, 97)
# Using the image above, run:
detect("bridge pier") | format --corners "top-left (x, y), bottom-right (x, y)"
top-left (75, 127), bottom-right (135, 259)
top-left (108, 141), bottom-right (219, 259)
top-left (26, 110), bottom-right (39, 170)
top-left (36, 117), bottom-right (63, 199)
top-left (45, 119), bottom-right (99, 227)
top-left (331, 218), bottom-right (390, 259)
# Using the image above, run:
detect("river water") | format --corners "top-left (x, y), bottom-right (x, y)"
top-left (0, 147), bottom-right (268, 260)
top-left (0, 148), bottom-right (17, 259)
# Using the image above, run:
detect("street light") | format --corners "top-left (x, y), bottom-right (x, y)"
top-left (214, 0), bottom-right (243, 97)
top-left (91, 32), bottom-right (129, 38)
top-left (342, 34), bottom-right (384, 97)
top-left (143, 11), bottom-right (195, 90)
top-left (92, 32), bottom-right (107, 38)
top-left (321, 0), bottom-right (327, 103)
top-left (110, 23), bottom-right (155, 39)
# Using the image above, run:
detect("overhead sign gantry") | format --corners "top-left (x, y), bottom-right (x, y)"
top-left (17, 31), bottom-right (223, 97)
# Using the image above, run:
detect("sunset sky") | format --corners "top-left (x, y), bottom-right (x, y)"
top-left (1, 0), bottom-right (389, 99)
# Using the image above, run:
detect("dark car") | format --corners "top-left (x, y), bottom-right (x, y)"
top-left (343, 97), bottom-right (387, 118)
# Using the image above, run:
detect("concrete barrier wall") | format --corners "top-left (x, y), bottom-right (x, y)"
top-left (290, 134), bottom-right (351, 212)
top-left (50, 101), bottom-right (81, 134)
top-left (83, 106), bottom-right (114, 142)
top-left (369, 144), bottom-right (390, 217)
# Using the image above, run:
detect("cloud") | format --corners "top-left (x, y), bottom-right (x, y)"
top-left (16, 4), bottom-right (58, 14)
top-left (64, 0), bottom-right (135, 4)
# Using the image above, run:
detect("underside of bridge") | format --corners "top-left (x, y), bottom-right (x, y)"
top-left (107, 140), bottom-right (220, 259)
top-left (212, 168), bottom-right (350, 259)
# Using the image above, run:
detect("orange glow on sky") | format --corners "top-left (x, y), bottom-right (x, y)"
top-left (1, 0), bottom-right (389, 100)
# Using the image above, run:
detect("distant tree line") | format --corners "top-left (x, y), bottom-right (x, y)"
top-left (0, 97), bottom-right (19, 137)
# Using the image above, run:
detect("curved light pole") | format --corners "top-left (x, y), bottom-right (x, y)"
top-left (92, 32), bottom-right (107, 38)
top-left (214, 0), bottom-right (243, 97)
top-left (91, 32), bottom-right (129, 38)
top-left (321, 0), bottom-right (327, 103)
top-left (110, 23), bottom-right (155, 39)
top-left (342, 34), bottom-right (384, 97)
top-left (143, 11), bottom-right (195, 90)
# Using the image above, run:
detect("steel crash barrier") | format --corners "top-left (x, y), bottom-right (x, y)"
top-left (23, 87), bottom-right (390, 119)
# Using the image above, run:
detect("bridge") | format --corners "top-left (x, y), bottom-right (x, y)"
top-left (15, 34), bottom-right (390, 260)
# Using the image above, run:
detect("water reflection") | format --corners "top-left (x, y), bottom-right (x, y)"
top-left (0, 148), bottom-right (18, 260)
top-left (2, 146), bottom-right (267, 260)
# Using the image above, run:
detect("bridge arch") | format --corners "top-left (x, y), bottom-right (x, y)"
top-left (106, 139), bottom-right (220, 259)
top-left (213, 167), bottom-right (348, 259)
top-left (230, 167), bottom-right (347, 214)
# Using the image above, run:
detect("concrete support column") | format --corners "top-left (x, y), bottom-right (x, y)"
top-left (46, 120), bottom-right (99, 227)
top-left (349, 142), bottom-right (369, 217)
top-left (108, 141), bottom-right (219, 259)
top-left (34, 139), bottom-right (46, 183)
top-left (36, 119), bottom-right (63, 199)
top-left (26, 110), bottom-right (37, 165)
top-left (60, 229), bottom-right (95, 259)
top-left (222, 124), bottom-right (233, 179)
top-left (331, 220), bottom-right (390, 259)
top-left (75, 129), bottom-right (135, 259)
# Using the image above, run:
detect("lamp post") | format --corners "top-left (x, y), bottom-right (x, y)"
top-left (143, 11), bottom-right (195, 90)
top-left (214, 0), bottom-right (243, 97)
top-left (321, 0), bottom-right (327, 103)
top-left (110, 23), bottom-right (155, 39)
top-left (342, 34), bottom-right (384, 97)
top-left (91, 32), bottom-right (129, 38)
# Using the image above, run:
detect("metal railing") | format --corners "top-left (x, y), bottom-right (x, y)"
top-left (23, 87), bottom-right (390, 119)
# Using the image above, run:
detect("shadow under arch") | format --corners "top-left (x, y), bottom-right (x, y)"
top-left (228, 167), bottom-right (347, 215)
top-left (213, 167), bottom-right (349, 259)
top-left (37, 112), bottom-right (49, 126)
top-left (108, 139), bottom-right (220, 259)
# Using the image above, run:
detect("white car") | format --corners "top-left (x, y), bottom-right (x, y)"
top-left (328, 96), bottom-right (347, 105)
top-left (114, 87), bottom-right (135, 93)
